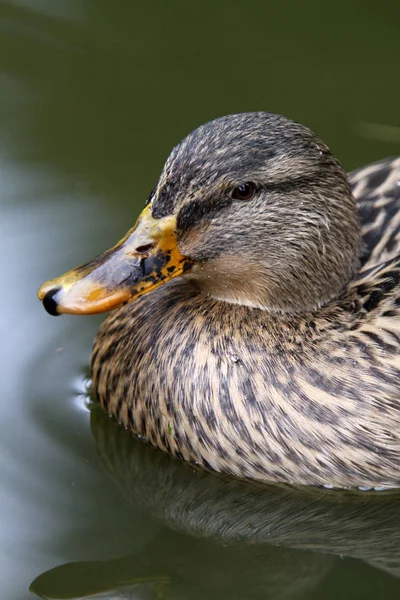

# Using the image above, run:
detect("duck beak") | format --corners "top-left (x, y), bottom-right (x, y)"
top-left (38, 205), bottom-right (192, 316)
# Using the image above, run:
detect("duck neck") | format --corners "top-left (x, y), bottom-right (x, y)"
top-left (184, 252), bottom-right (361, 315)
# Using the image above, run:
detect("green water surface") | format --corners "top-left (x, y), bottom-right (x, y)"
top-left (1, 1), bottom-right (400, 598)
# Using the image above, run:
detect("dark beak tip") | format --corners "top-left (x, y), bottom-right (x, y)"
top-left (42, 287), bottom-right (62, 316)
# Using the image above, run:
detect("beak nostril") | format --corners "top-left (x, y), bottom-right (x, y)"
top-left (43, 287), bottom-right (62, 316)
top-left (135, 243), bottom-right (155, 254)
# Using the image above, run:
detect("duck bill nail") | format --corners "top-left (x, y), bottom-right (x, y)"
top-left (37, 206), bottom-right (192, 316)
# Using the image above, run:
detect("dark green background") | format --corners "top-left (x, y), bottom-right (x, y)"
top-left (1, 1), bottom-right (399, 598)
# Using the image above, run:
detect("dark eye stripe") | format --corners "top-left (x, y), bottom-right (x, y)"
top-left (177, 196), bottom-right (233, 234)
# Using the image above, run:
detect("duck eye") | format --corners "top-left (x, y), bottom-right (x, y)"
top-left (232, 182), bottom-right (255, 200)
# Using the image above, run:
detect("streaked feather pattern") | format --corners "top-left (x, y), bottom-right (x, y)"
top-left (92, 157), bottom-right (400, 489)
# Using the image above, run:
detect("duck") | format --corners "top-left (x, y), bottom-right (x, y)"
top-left (38, 112), bottom-right (400, 490)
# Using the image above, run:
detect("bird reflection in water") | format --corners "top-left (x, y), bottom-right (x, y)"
top-left (31, 403), bottom-right (400, 599)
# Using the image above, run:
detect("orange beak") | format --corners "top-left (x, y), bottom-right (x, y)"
top-left (38, 205), bottom-right (192, 316)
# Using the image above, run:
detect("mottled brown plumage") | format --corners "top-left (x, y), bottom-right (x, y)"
top-left (88, 113), bottom-right (400, 489)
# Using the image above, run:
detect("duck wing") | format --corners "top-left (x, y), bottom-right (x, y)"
top-left (350, 157), bottom-right (400, 269)
top-left (346, 158), bottom-right (400, 337)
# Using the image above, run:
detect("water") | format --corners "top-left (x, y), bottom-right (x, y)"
top-left (1, 1), bottom-right (400, 598)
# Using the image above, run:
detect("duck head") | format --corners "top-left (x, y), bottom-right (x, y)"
top-left (38, 112), bottom-right (362, 315)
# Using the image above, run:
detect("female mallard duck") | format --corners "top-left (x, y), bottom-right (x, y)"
top-left (38, 112), bottom-right (400, 490)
